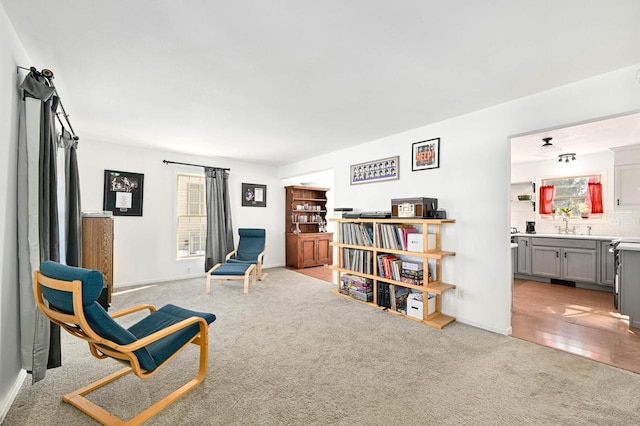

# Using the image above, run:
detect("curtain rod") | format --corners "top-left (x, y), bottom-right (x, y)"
top-left (162, 160), bottom-right (230, 171)
top-left (17, 65), bottom-right (79, 141)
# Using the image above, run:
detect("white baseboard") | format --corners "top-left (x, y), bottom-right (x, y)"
top-left (456, 317), bottom-right (512, 336)
top-left (0, 369), bottom-right (27, 423)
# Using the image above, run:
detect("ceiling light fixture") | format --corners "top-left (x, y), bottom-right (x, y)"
top-left (534, 137), bottom-right (561, 157)
top-left (558, 153), bottom-right (576, 163)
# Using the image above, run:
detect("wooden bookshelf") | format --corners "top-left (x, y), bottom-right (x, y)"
top-left (330, 217), bottom-right (456, 329)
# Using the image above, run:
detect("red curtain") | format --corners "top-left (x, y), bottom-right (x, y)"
top-left (539, 185), bottom-right (555, 214)
top-left (588, 182), bottom-right (603, 214)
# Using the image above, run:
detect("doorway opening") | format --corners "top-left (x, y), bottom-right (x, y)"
top-left (509, 110), bottom-right (640, 374)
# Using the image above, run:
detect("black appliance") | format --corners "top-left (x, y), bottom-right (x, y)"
top-left (525, 221), bottom-right (536, 234)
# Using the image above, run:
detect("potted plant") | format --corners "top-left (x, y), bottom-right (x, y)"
top-left (579, 203), bottom-right (590, 219)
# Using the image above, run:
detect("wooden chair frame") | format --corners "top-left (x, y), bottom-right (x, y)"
top-left (34, 270), bottom-right (210, 425)
top-left (225, 245), bottom-right (268, 281)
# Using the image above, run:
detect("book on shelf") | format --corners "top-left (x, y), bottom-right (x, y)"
top-left (394, 286), bottom-right (410, 314)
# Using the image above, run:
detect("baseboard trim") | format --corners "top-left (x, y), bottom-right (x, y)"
top-left (0, 369), bottom-right (27, 423)
top-left (456, 317), bottom-right (512, 336)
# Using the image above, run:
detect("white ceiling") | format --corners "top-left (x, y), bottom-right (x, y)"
top-left (511, 111), bottom-right (640, 164)
top-left (3, 1), bottom-right (640, 166)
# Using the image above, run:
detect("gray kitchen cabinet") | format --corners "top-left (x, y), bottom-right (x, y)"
top-left (531, 246), bottom-right (560, 278)
top-left (562, 248), bottom-right (598, 284)
top-left (619, 248), bottom-right (640, 329)
top-left (530, 237), bottom-right (598, 284)
top-left (515, 237), bottom-right (531, 275)
top-left (600, 240), bottom-right (615, 287)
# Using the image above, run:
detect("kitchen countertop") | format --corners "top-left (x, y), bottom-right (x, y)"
top-left (511, 233), bottom-right (619, 241)
top-left (617, 242), bottom-right (640, 251)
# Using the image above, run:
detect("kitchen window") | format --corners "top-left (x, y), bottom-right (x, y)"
top-left (176, 173), bottom-right (207, 258)
top-left (540, 174), bottom-right (603, 218)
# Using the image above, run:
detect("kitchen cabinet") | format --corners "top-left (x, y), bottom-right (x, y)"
top-left (614, 164), bottom-right (640, 209)
top-left (600, 241), bottom-right (615, 287)
top-left (515, 236), bottom-right (531, 275)
top-left (531, 246), bottom-right (561, 278)
top-left (619, 248), bottom-right (640, 329)
top-left (530, 237), bottom-right (598, 284)
top-left (286, 232), bottom-right (333, 268)
top-left (611, 145), bottom-right (640, 210)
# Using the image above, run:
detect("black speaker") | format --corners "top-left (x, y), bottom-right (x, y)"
top-left (433, 210), bottom-right (447, 219)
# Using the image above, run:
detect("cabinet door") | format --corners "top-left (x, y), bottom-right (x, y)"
top-left (300, 237), bottom-right (318, 267)
top-left (615, 164), bottom-right (640, 209)
top-left (516, 237), bottom-right (531, 275)
top-left (600, 241), bottom-right (615, 286)
top-left (562, 248), bottom-right (597, 283)
top-left (531, 246), bottom-right (561, 278)
top-left (316, 234), bottom-right (333, 265)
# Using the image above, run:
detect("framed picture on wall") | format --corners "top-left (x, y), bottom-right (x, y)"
top-left (350, 156), bottom-right (400, 185)
top-left (242, 183), bottom-right (267, 207)
top-left (103, 170), bottom-right (144, 216)
top-left (412, 138), bottom-right (440, 171)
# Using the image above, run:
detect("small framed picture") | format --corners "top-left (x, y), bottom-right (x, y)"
top-left (350, 156), bottom-right (399, 185)
top-left (103, 170), bottom-right (144, 216)
top-left (242, 183), bottom-right (267, 207)
top-left (412, 138), bottom-right (440, 171)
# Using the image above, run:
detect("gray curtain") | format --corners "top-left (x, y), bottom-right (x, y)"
top-left (18, 70), bottom-right (62, 383)
top-left (204, 167), bottom-right (234, 271)
top-left (59, 129), bottom-right (82, 267)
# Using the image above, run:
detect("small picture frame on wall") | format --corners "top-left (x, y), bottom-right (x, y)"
top-left (350, 155), bottom-right (400, 185)
top-left (412, 138), bottom-right (440, 171)
top-left (242, 183), bottom-right (267, 207)
top-left (103, 170), bottom-right (144, 216)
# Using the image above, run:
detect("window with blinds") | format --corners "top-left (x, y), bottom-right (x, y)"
top-left (176, 173), bottom-right (206, 258)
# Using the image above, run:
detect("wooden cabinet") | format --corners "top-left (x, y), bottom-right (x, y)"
top-left (330, 218), bottom-right (456, 329)
top-left (515, 237), bottom-right (531, 275)
top-left (82, 216), bottom-right (114, 304)
top-left (285, 185), bottom-right (333, 268)
top-left (286, 232), bottom-right (333, 268)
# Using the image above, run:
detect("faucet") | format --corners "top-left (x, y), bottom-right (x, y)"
top-left (562, 215), bottom-right (570, 234)
top-left (587, 226), bottom-right (592, 236)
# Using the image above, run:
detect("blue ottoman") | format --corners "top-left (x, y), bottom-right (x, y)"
top-left (206, 263), bottom-right (256, 294)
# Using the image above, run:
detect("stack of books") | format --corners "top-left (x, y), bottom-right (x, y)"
top-left (340, 274), bottom-right (373, 302)
top-left (400, 261), bottom-right (424, 285)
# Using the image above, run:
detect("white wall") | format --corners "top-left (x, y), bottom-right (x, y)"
top-left (280, 63), bottom-right (640, 335)
top-left (0, 4), bottom-right (30, 421)
top-left (77, 140), bottom-right (285, 287)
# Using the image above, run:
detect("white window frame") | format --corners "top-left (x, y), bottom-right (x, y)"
top-left (176, 173), bottom-right (207, 259)
top-left (540, 173), bottom-right (602, 219)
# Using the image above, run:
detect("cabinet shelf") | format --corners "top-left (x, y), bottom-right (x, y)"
top-left (330, 217), bottom-right (456, 329)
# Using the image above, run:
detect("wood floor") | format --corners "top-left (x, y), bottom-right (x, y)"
top-left (291, 267), bottom-right (640, 374)
top-left (512, 278), bottom-right (640, 374)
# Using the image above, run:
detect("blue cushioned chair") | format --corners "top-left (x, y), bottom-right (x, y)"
top-left (34, 261), bottom-right (216, 425)
top-left (225, 228), bottom-right (268, 280)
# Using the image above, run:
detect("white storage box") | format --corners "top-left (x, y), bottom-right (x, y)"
top-left (407, 293), bottom-right (435, 319)
top-left (407, 233), bottom-right (437, 252)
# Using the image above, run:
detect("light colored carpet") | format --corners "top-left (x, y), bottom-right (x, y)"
top-left (5, 267), bottom-right (640, 425)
